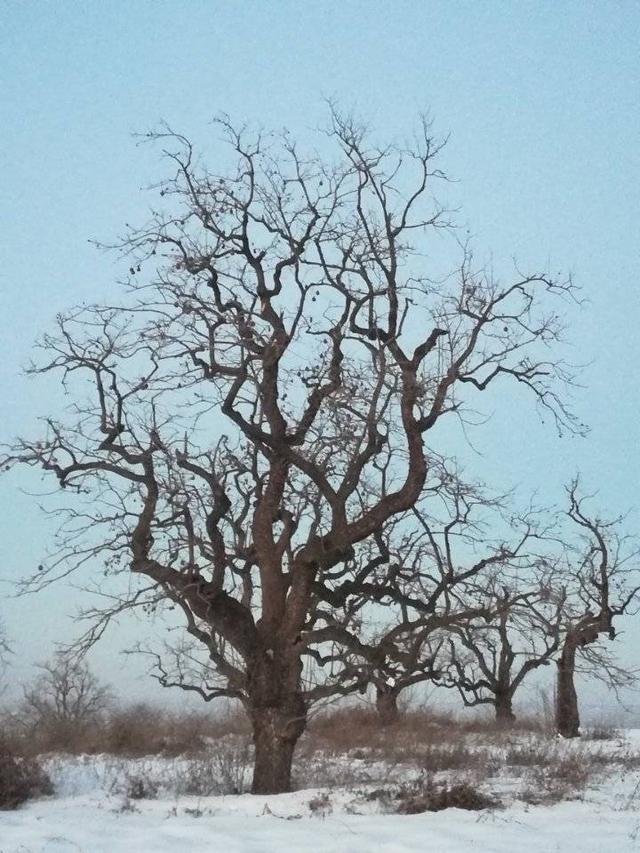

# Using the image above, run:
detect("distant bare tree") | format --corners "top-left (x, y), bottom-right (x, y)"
top-left (368, 633), bottom-right (445, 727)
top-left (0, 621), bottom-right (11, 697)
top-left (555, 481), bottom-right (640, 737)
top-left (445, 582), bottom-right (565, 724)
top-left (22, 653), bottom-right (112, 744)
top-left (2, 109), bottom-right (579, 792)
top-left (323, 465), bottom-right (549, 726)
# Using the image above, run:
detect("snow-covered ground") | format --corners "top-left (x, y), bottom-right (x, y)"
top-left (2, 731), bottom-right (640, 852)
top-left (3, 795), bottom-right (640, 853)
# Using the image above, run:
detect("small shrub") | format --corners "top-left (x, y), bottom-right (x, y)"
top-left (551, 754), bottom-right (594, 788)
top-left (505, 743), bottom-right (554, 768)
top-left (308, 791), bottom-right (332, 816)
top-left (0, 748), bottom-right (53, 809)
top-left (175, 736), bottom-right (252, 796)
top-left (293, 751), bottom-right (379, 789)
top-left (212, 734), bottom-right (251, 794)
top-left (583, 724), bottom-right (620, 741)
top-left (123, 772), bottom-right (159, 800)
top-left (520, 753), bottom-right (594, 804)
top-left (114, 797), bottom-right (140, 814)
top-left (617, 750), bottom-right (640, 771)
top-left (174, 758), bottom-right (221, 796)
top-left (184, 805), bottom-right (208, 818)
top-left (418, 743), bottom-right (494, 773)
top-left (396, 779), bottom-right (499, 814)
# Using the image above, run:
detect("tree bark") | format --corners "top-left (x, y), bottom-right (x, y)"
top-left (250, 704), bottom-right (305, 794)
top-left (247, 652), bottom-right (306, 794)
top-left (376, 685), bottom-right (400, 726)
top-left (494, 691), bottom-right (516, 725)
top-left (556, 636), bottom-right (580, 738)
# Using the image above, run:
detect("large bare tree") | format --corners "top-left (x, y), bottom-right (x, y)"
top-left (2, 110), bottom-right (578, 792)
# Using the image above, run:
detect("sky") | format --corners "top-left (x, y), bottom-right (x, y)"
top-left (0, 0), bottom-right (639, 717)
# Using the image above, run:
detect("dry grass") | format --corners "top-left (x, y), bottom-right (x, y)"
top-left (583, 723), bottom-right (621, 741)
top-left (108, 735), bottom-right (253, 800)
top-left (520, 753), bottom-right (595, 804)
top-left (0, 700), bottom-right (542, 761)
top-left (305, 706), bottom-right (541, 756)
top-left (100, 704), bottom-right (249, 757)
top-left (0, 700), bottom-right (635, 808)
top-left (300, 705), bottom-right (536, 780)
top-left (0, 703), bottom-right (249, 758)
top-left (301, 706), bottom-right (639, 806)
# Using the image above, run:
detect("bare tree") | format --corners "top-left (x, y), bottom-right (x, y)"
top-left (438, 482), bottom-right (639, 731)
top-left (2, 110), bottom-right (579, 793)
top-left (0, 621), bottom-right (11, 697)
top-left (444, 583), bottom-right (564, 724)
top-left (368, 632), bottom-right (445, 727)
top-left (22, 653), bottom-right (112, 745)
top-left (322, 464), bottom-right (548, 726)
top-left (555, 481), bottom-right (639, 737)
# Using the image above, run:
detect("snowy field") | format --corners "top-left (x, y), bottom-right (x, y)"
top-left (2, 731), bottom-right (640, 852)
top-left (3, 795), bottom-right (640, 853)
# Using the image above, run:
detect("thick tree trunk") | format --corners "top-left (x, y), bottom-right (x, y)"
top-left (250, 704), bottom-right (305, 794)
top-left (376, 685), bottom-right (400, 726)
top-left (494, 691), bottom-right (516, 725)
top-left (247, 651), bottom-right (306, 794)
top-left (556, 637), bottom-right (580, 738)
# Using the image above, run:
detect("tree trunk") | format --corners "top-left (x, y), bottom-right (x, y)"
top-left (247, 651), bottom-right (306, 794)
top-left (556, 636), bottom-right (580, 738)
top-left (494, 691), bottom-right (516, 725)
top-left (250, 705), bottom-right (304, 794)
top-left (376, 685), bottom-right (400, 726)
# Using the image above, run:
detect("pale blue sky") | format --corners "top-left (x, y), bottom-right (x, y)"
top-left (0, 1), bottom-right (639, 715)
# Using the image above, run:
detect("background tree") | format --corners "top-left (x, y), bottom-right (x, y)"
top-left (3, 110), bottom-right (579, 793)
top-left (444, 583), bottom-right (564, 724)
top-left (555, 481), bottom-right (639, 737)
top-left (21, 653), bottom-right (112, 748)
top-left (0, 621), bottom-right (11, 697)
top-left (322, 463), bottom-right (547, 726)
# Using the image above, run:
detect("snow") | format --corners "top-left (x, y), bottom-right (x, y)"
top-left (2, 794), bottom-right (640, 853)
top-left (2, 734), bottom-right (640, 852)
